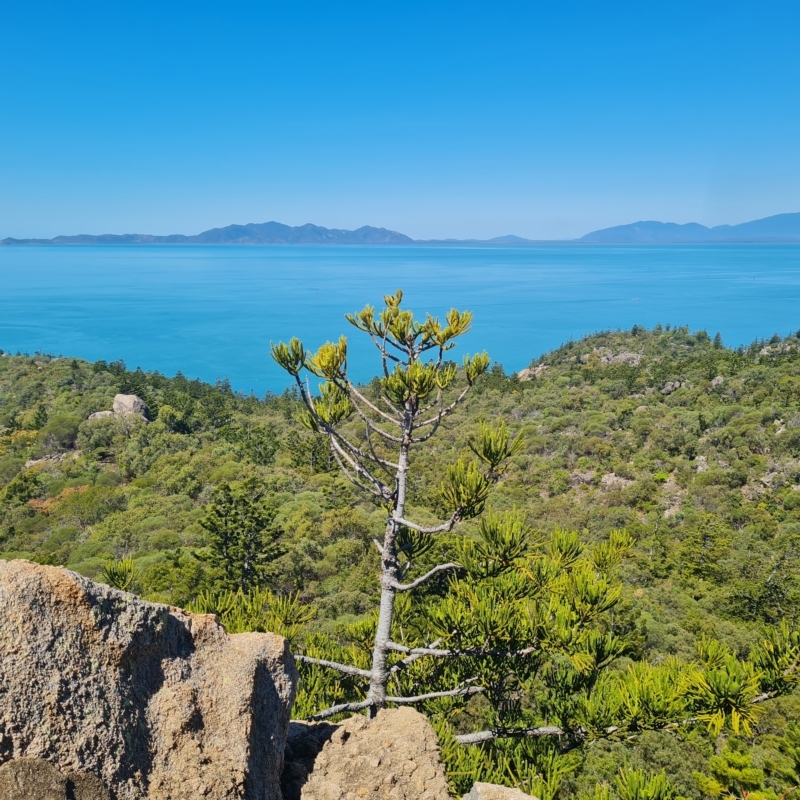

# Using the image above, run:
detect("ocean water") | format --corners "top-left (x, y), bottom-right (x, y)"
top-left (1, 243), bottom-right (799, 394)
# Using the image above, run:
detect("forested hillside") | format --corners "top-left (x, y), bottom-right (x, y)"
top-left (2, 322), bottom-right (799, 799)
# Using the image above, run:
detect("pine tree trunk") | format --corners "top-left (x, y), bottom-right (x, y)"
top-left (366, 409), bottom-right (411, 716)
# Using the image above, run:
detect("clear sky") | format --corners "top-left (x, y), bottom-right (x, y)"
top-left (1, 1), bottom-right (799, 241)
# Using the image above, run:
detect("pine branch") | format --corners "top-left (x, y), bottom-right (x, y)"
top-left (455, 725), bottom-right (565, 745)
top-left (380, 330), bottom-right (409, 355)
top-left (386, 682), bottom-right (484, 704)
top-left (349, 398), bottom-right (403, 443)
top-left (365, 328), bottom-right (403, 378)
top-left (364, 424), bottom-right (400, 476)
top-left (418, 393), bottom-right (443, 416)
top-left (393, 513), bottom-right (460, 535)
top-left (345, 380), bottom-right (403, 427)
top-left (387, 641), bottom-right (452, 657)
top-left (329, 437), bottom-right (391, 499)
top-left (414, 385), bottom-right (471, 432)
top-left (752, 690), bottom-right (778, 704)
top-left (372, 333), bottom-right (404, 361)
top-left (386, 641), bottom-right (539, 659)
top-left (308, 699), bottom-right (372, 721)
top-left (295, 655), bottom-right (372, 678)
top-left (388, 638), bottom-right (444, 674)
top-left (390, 563), bottom-right (460, 591)
top-left (331, 425), bottom-right (399, 471)
top-left (331, 449), bottom-right (386, 499)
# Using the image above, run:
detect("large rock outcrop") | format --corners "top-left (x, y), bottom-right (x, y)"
top-left (0, 559), bottom-right (297, 800)
top-left (112, 393), bottom-right (150, 418)
top-left (281, 707), bottom-right (451, 800)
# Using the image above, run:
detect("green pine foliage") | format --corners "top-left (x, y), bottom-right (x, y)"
top-left (2, 321), bottom-right (800, 797)
top-left (199, 476), bottom-right (282, 591)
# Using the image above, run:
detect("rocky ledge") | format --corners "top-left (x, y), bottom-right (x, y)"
top-left (0, 560), bottom-right (535, 800)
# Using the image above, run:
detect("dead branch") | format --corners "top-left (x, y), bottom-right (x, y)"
top-left (308, 699), bottom-right (372, 721)
top-left (455, 725), bottom-right (565, 745)
top-left (295, 655), bottom-right (372, 678)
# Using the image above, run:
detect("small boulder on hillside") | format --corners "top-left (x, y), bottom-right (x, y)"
top-left (711, 375), bottom-right (725, 388)
top-left (518, 364), bottom-right (548, 381)
top-left (112, 393), bottom-right (150, 418)
top-left (463, 783), bottom-right (539, 800)
top-left (570, 470), bottom-right (595, 487)
top-left (87, 410), bottom-right (114, 420)
top-left (601, 350), bottom-right (642, 366)
top-left (580, 348), bottom-right (642, 366)
top-left (601, 472), bottom-right (635, 490)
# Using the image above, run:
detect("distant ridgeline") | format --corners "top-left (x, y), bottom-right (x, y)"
top-left (4, 211), bottom-right (800, 244)
top-left (0, 221), bottom-right (414, 245)
top-left (579, 211), bottom-right (800, 243)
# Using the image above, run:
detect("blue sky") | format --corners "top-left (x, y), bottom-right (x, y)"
top-left (1, 1), bottom-right (799, 240)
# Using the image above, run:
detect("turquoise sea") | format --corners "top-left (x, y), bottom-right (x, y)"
top-left (1, 244), bottom-right (799, 394)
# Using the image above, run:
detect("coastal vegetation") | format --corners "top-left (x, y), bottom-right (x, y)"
top-left (1, 305), bottom-right (800, 799)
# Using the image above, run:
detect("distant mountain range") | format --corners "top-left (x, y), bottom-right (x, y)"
top-left (0, 222), bottom-right (413, 245)
top-left (2, 212), bottom-right (800, 245)
top-left (579, 212), bottom-right (800, 243)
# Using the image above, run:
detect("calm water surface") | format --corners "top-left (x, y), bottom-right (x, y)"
top-left (1, 244), bottom-right (798, 394)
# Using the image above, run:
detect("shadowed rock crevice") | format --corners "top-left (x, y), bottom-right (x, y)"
top-left (280, 722), bottom-right (340, 800)
top-left (281, 708), bottom-right (451, 800)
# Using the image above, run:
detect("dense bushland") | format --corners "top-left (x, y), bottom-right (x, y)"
top-left (2, 321), bottom-right (800, 799)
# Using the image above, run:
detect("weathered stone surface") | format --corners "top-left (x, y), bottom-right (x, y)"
top-left (600, 472), bottom-right (635, 490)
top-left (579, 348), bottom-right (642, 367)
top-left (0, 559), bottom-right (297, 800)
top-left (282, 707), bottom-right (451, 800)
top-left (604, 351), bottom-right (642, 366)
top-left (518, 364), bottom-right (548, 381)
top-left (0, 758), bottom-right (68, 800)
top-left (569, 470), bottom-right (595, 487)
top-left (112, 393), bottom-right (150, 418)
top-left (462, 782), bottom-right (539, 800)
top-left (660, 380), bottom-right (683, 395)
top-left (24, 453), bottom-right (66, 468)
top-left (711, 375), bottom-right (725, 388)
top-left (0, 758), bottom-right (110, 800)
top-left (69, 769), bottom-right (112, 799)
top-left (88, 410), bottom-right (115, 420)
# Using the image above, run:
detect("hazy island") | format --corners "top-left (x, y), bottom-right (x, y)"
top-left (3, 211), bottom-right (800, 245)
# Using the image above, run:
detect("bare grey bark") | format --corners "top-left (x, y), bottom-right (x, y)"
top-left (309, 699), bottom-right (372, 721)
top-left (454, 725), bottom-right (565, 745)
top-left (294, 655), bottom-right (372, 678)
top-left (365, 408), bottom-right (410, 715)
